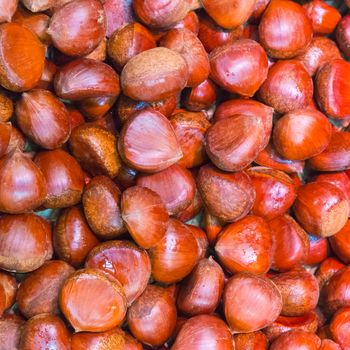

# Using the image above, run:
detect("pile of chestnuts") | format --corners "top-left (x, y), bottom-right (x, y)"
top-left (0, 0), bottom-right (350, 349)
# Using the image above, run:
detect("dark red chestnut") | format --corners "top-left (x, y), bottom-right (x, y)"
top-left (329, 220), bottom-right (350, 264)
top-left (0, 314), bottom-right (24, 350)
top-left (182, 79), bottom-right (217, 111)
top-left (336, 15), bottom-right (350, 59)
top-left (269, 330), bottom-right (321, 350)
top-left (0, 271), bottom-right (16, 316)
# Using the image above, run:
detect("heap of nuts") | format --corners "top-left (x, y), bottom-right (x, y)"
top-left (1, 0), bottom-right (350, 349)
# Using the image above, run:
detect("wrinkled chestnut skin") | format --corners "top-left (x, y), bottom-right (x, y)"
top-left (48, 0), bottom-right (106, 57)
top-left (205, 115), bottom-right (267, 172)
top-left (271, 268), bottom-right (319, 317)
top-left (330, 220), bottom-right (350, 264)
top-left (121, 47), bottom-right (189, 102)
top-left (247, 167), bottom-right (297, 220)
top-left (16, 260), bottom-right (74, 319)
top-left (0, 314), bottom-right (24, 350)
top-left (171, 315), bottom-right (234, 350)
top-left (198, 164), bottom-right (255, 222)
top-left (234, 331), bottom-right (268, 350)
top-left (0, 213), bottom-right (52, 273)
top-left (127, 285), bottom-right (177, 347)
top-left (224, 273), bottom-right (282, 333)
top-left (0, 23), bottom-right (45, 92)
top-left (0, 271), bottom-right (16, 316)
top-left (60, 268), bottom-right (127, 332)
top-left (85, 240), bottom-right (151, 306)
top-left (269, 330), bottom-right (321, 350)
top-left (215, 215), bottom-right (273, 275)
top-left (69, 124), bottom-right (121, 178)
top-left (315, 59), bottom-right (350, 119)
top-left (209, 39), bottom-right (268, 97)
top-left (269, 215), bottom-right (309, 272)
top-left (34, 149), bottom-right (85, 208)
top-left (53, 207), bottom-right (99, 267)
top-left (259, 0), bottom-right (313, 59)
top-left (258, 60), bottom-right (313, 115)
top-left (293, 182), bottom-right (349, 237)
top-left (19, 314), bottom-right (71, 350)
top-left (83, 176), bottom-right (125, 240)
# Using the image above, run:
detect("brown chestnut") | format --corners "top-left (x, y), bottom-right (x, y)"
top-left (0, 0), bottom-right (18, 23)
top-left (269, 330), bottom-right (321, 350)
top-left (234, 331), bottom-right (268, 350)
top-left (0, 314), bottom-right (24, 350)
top-left (329, 220), bottom-right (350, 264)
top-left (0, 271), bottom-right (16, 316)
top-left (78, 96), bottom-right (117, 120)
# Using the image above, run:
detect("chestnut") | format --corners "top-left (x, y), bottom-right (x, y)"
top-left (247, 167), bottom-right (297, 220)
top-left (273, 109), bottom-right (332, 161)
top-left (0, 314), bottom-right (24, 350)
top-left (85, 37), bottom-right (107, 61)
top-left (203, 209), bottom-right (224, 246)
top-left (16, 260), bottom-right (74, 319)
top-left (259, 0), bottom-right (313, 59)
top-left (53, 207), bottom-right (99, 267)
top-left (107, 22), bottom-right (155, 70)
top-left (296, 37), bottom-right (341, 76)
top-left (35, 59), bottom-right (57, 90)
top-left (251, 0), bottom-right (271, 22)
top-left (69, 124), bottom-right (121, 178)
top-left (336, 15), bottom-right (350, 59)
top-left (309, 131), bottom-right (350, 172)
top-left (175, 187), bottom-right (203, 223)
top-left (304, 0), bottom-right (341, 35)
top-left (48, 0), bottom-right (106, 57)
top-left (121, 186), bottom-right (168, 249)
top-left (234, 331), bottom-right (268, 350)
top-left (293, 182), bottom-right (349, 237)
top-left (78, 96), bottom-right (117, 120)
top-left (0, 23), bottom-right (45, 92)
top-left (271, 268), bottom-right (319, 317)
top-left (118, 108), bottom-right (182, 173)
top-left (197, 164), bottom-right (255, 222)
top-left (174, 11), bottom-right (199, 34)
top-left (304, 235), bottom-right (329, 266)
top-left (55, 58), bottom-right (120, 101)
top-left (149, 218), bottom-right (199, 284)
top-left (269, 330), bottom-right (321, 350)
top-left (316, 257), bottom-right (345, 289)
top-left (0, 0), bottom-right (18, 23)
top-left (320, 339), bottom-right (342, 350)
top-left (223, 273), bottom-right (282, 333)
top-left (137, 164), bottom-right (196, 216)
top-left (171, 315), bottom-right (234, 350)
top-left (205, 114), bottom-right (267, 172)
top-left (177, 257), bottom-right (224, 316)
top-left (329, 307), bottom-right (350, 349)
top-left (186, 225), bottom-right (208, 260)
top-left (82, 175), bottom-right (125, 240)
top-left (264, 312), bottom-right (319, 341)
top-left (270, 215), bottom-right (309, 272)
top-left (0, 122), bottom-right (11, 158)
top-left (0, 92), bottom-right (13, 122)
top-left (209, 39), bottom-right (268, 97)
top-left (170, 111), bottom-right (210, 168)
top-left (60, 268), bottom-right (127, 332)
top-left (22, 0), bottom-right (52, 12)
top-left (329, 220), bottom-right (350, 264)
top-left (315, 59), bottom-right (350, 119)
top-left (160, 28), bottom-right (210, 87)
top-left (85, 240), bottom-right (151, 306)
top-left (198, 12), bottom-right (243, 53)
top-left (0, 271), bottom-right (16, 316)
top-left (127, 285), bottom-right (177, 347)
top-left (215, 215), bottom-right (272, 274)
top-left (0, 213), bottom-right (52, 273)
top-left (258, 60), bottom-right (313, 114)
top-left (201, 0), bottom-right (255, 29)
top-left (121, 47), bottom-right (189, 102)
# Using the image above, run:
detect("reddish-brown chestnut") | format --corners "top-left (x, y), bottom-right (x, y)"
top-left (316, 257), bottom-right (345, 289)
top-left (329, 306), bottom-right (350, 349)
top-left (234, 331), bottom-right (268, 350)
top-left (293, 182), bottom-right (349, 237)
top-left (22, 0), bottom-right (53, 12)
top-left (224, 273), bottom-right (282, 333)
top-left (0, 271), bottom-right (16, 316)
top-left (259, 0), bottom-right (313, 59)
top-left (329, 220), bottom-right (350, 264)
top-left (60, 268), bottom-right (127, 332)
top-left (182, 79), bottom-right (217, 111)
top-left (0, 314), bottom-right (24, 350)
top-left (127, 285), bottom-right (177, 347)
top-left (336, 15), bottom-right (350, 59)
top-left (269, 330), bottom-right (321, 350)
top-left (0, 0), bottom-right (18, 23)
top-left (209, 39), bottom-right (268, 97)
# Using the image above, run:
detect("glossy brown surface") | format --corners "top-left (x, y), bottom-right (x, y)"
top-left (182, 79), bottom-right (216, 111)
top-left (0, 314), bottom-right (24, 350)
top-left (85, 240), bottom-right (151, 305)
top-left (316, 257), bottom-right (344, 289)
top-left (215, 215), bottom-right (272, 274)
top-left (69, 124), bottom-right (121, 178)
top-left (0, 271), bottom-right (16, 316)
top-left (0, 92), bottom-right (13, 122)
top-left (269, 330), bottom-right (321, 350)
top-left (137, 164), bottom-right (195, 216)
top-left (293, 182), bottom-right (349, 237)
top-left (258, 60), bottom-right (313, 114)
top-left (119, 108), bottom-right (182, 172)
top-left (60, 268), bottom-right (127, 332)
top-left (329, 220), bottom-right (350, 264)
top-left (0, 23), bottom-right (45, 91)
top-left (336, 14), bottom-right (350, 59)
top-left (0, 0), bottom-right (18, 22)
top-left (172, 315), bottom-right (234, 350)
top-left (198, 164), bottom-right (255, 222)
top-left (209, 39), bottom-right (268, 97)
top-left (259, 0), bottom-right (313, 59)
top-left (224, 273), bottom-right (282, 333)
top-left (78, 96), bottom-right (116, 120)
top-left (121, 186), bottom-right (168, 249)
top-left (127, 285), bottom-right (176, 347)
top-left (16, 260), bottom-right (74, 318)
top-left (149, 218), bottom-right (198, 284)
top-left (48, 0), bottom-right (106, 56)
top-left (121, 47), bottom-right (188, 102)
top-left (234, 331), bottom-right (268, 350)
top-left (329, 306), bottom-right (350, 349)
top-left (54, 207), bottom-right (99, 267)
